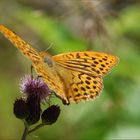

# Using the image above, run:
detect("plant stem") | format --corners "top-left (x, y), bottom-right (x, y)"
top-left (21, 121), bottom-right (29, 140)
top-left (28, 123), bottom-right (44, 134)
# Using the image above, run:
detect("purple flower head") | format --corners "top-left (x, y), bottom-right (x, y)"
top-left (20, 75), bottom-right (51, 101)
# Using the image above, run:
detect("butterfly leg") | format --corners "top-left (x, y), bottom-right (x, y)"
top-left (30, 65), bottom-right (42, 80)
top-left (30, 65), bottom-right (34, 79)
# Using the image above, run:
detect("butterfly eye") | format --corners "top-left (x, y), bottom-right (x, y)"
top-left (43, 56), bottom-right (54, 67)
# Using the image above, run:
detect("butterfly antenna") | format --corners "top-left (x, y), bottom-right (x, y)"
top-left (44, 42), bottom-right (53, 53)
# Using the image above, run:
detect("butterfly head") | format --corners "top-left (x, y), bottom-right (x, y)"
top-left (43, 56), bottom-right (54, 67)
top-left (40, 51), bottom-right (54, 67)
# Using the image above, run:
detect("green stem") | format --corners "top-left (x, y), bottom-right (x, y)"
top-left (21, 121), bottom-right (29, 140)
top-left (28, 123), bottom-right (44, 134)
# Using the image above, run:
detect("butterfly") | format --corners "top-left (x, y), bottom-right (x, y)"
top-left (0, 25), bottom-right (119, 105)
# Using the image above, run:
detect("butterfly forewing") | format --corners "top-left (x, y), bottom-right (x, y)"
top-left (0, 25), bottom-right (42, 62)
top-left (53, 51), bottom-right (119, 77)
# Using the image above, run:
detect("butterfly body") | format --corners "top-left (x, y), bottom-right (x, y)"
top-left (0, 25), bottom-right (119, 104)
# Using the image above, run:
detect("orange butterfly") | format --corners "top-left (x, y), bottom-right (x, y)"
top-left (0, 25), bottom-right (119, 104)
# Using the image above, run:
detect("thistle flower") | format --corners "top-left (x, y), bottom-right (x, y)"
top-left (20, 75), bottom-right (50, 101)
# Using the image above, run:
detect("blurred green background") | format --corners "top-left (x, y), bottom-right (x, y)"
top-left (0, 0), bottom-right (140, 139)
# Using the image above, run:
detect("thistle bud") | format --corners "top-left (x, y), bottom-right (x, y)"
top-left (41, 105), bottom-right (60, 125)
top-left (25, 94), bottom-right (41, 125)
top-left (13, 99), bottom-right (28, 119)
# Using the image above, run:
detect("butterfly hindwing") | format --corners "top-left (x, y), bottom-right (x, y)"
top-left (52, 64), bottom-right (103, 103)
top-left (69, 71), bottom-right (103, 102)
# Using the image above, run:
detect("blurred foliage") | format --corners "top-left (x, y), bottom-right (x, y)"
top-left (0, 0), bottom-right (140, 140)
